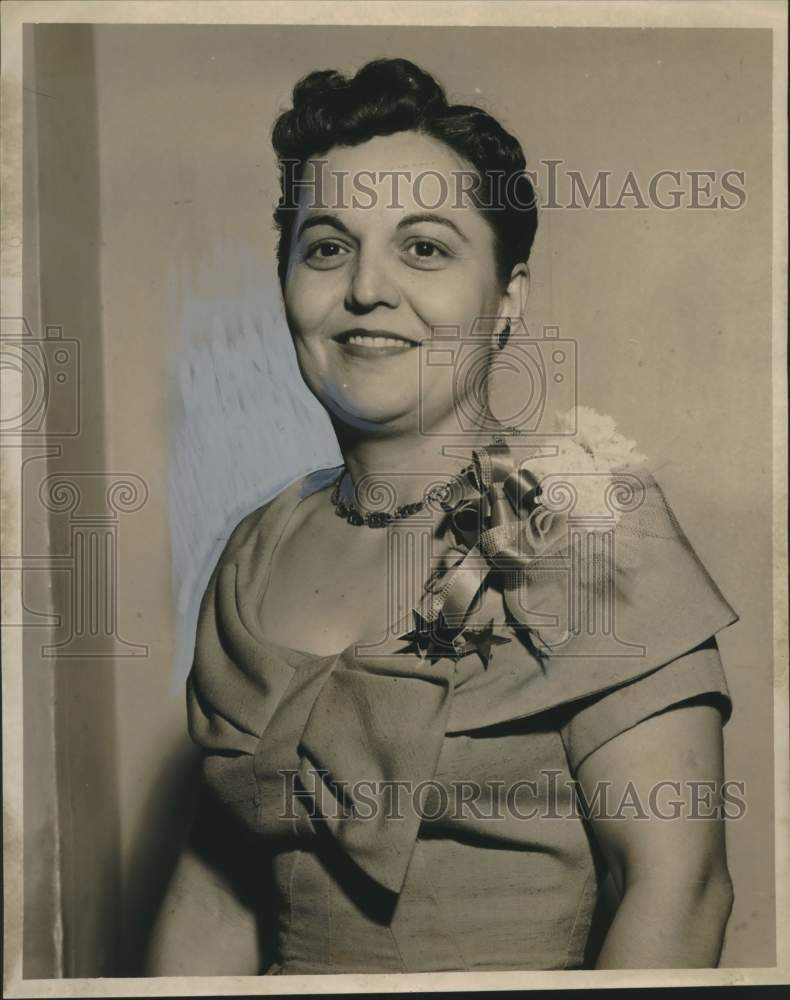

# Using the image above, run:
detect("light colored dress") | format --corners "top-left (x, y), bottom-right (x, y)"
top-left (186, 451), bottom-right (737, 973)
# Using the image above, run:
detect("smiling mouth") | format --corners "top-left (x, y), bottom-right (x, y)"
top-left (332, 329), bottom-right (419, 356)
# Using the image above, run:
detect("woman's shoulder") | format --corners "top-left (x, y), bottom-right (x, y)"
top-left (219, 464), bottom-right (344, 566)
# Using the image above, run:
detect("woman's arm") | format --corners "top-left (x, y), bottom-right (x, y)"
top-left (144, 840), bottom-right (261, 976)
top-left (575, 701), bottom-right (734, 969)
top-left (144, 788), bottom-right (263, 976)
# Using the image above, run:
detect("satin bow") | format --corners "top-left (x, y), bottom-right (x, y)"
top-left (396, 441), bottom-right (565, 661)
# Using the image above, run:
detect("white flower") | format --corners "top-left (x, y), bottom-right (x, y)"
top-left (557, 405), bottom-right (648, 471)
top-left (520, 406), bottom-right (647, 524)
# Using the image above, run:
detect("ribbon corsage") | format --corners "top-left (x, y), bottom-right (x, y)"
top-left (396, 421), bottom-right (648, 666)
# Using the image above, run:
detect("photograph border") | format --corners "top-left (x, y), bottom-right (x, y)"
top-left (2, 1), bottom-right (787, 995)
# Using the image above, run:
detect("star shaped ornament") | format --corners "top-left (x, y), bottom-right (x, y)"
top-left (397, 610), bottom-right (469, 664)
top-left (464, 620), bottom-right (512, 669)
top-left (397, 611), bottom-right (512, 668)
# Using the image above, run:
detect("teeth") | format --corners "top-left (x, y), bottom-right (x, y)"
top-left (346, 335), bottom-right (411, 348)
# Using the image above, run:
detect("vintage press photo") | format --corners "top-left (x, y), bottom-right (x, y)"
top-left (2, 1), bottom-right (788, 996)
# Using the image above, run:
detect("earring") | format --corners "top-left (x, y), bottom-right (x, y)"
top-left (498, 319), bottom-right (511, 351)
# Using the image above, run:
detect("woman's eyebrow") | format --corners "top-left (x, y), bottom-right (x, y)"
top-left (397, 213), bottom-right (470, 243)
top-left (296, 213), bottom-right (351, 241)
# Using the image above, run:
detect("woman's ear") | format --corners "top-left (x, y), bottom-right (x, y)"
top-left (499, 263), bottom-right (530, 322)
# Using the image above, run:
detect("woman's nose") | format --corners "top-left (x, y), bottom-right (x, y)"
top-left (344, 249), bottom-right (401, 313)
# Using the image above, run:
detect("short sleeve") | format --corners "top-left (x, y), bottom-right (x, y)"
top-left (444, 466), bottom-right (740, 736)
top-left (558, 636), bottom-right (732, 774)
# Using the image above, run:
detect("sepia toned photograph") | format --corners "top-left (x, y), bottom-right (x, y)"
top-left (2, 1), bottom-right (787, 995)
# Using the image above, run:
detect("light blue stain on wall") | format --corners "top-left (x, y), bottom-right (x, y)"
top-left (167, 259), bottom-right (341, 691)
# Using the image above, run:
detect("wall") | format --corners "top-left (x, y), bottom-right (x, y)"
top-left (28, 23), bottom-right (775, 973)
top-left (24, 23), bottom-right (122, 977)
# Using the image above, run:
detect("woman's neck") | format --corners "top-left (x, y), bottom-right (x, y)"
top-left (331, 409), bottom-right (502, 508)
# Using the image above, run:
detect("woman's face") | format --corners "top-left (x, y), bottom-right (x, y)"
top-left (282, 131), bottom-right (517, 435)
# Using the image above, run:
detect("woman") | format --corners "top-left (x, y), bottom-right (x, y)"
top-left (147, 58), bottom-right (738, 975)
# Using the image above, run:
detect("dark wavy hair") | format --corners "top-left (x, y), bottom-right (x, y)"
top-left (271, 58), bottom-right (538, 290)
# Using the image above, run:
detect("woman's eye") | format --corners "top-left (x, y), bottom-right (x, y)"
top-left (403, 239), bottom-right (450, 266)
top-left (304, 240), bottom-right (350, 267)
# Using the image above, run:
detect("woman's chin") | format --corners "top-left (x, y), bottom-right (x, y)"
top-left (325, 397), bottom-right (420, 435)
